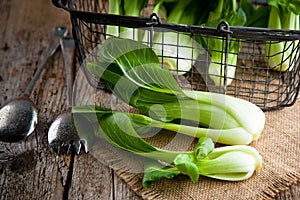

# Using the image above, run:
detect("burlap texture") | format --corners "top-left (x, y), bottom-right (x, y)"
top-left (74, 68), bottom-right (300, 200)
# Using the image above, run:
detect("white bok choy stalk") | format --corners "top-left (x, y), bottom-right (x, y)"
top-left (198, 0), bottom-right (246, 86)
top-left (87, 37), bottom-right (265, 145)
top-left (106, 0), bottom-right (123, 37)
top-left (107, 0), bottom-right (148, 39)
top-left (120, 0), bottom-right (148, 40)
top-left (150, 0), bottom-right (200, 75)
top-left (205, 36), bottom-right (240, 87)
top-left (74, 103), bottom-right (257, 146)
top-left (265, 0), bottom-right (300, 71)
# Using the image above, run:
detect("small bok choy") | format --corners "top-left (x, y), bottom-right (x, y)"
top-left (74, 104), bottom-right (254, 145)
top-left (265, 0), bottom-right (300, 71)
top-left (106, 0), bottom-right (123, 37)
top-left (107, 0), bottom-right (148, 39)
top-left (72, 106), bottom-right (262, 187)
top-left (198, 0), bottom-right (246, 86)
top-left (87, 37), bottom-right (265, 145)
top-left (150, 0), bottom-right (201, 75)
top-left (239, 0), bottom-right (270, 28)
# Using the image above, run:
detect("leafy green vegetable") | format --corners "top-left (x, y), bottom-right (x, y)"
top-left (197, 0), bottom-right (246, 86)
top-left (146, 142), bottom-right (262, 187)
top-left (72, 106), bottom-right (263, 187)
top-left (107, 0), bottom-right (148, 39)
top-left (106, 0), bottom-right (123, 37)
top-left (174, 154), bottom-right (200, 182)
top-left (142, 163), bottom-right (181, 188)
top-left (265, 0), bottom-right (300, 71)
top-left (87, 37), bottom-right (265, 144)
top-left (74, 103), bottom-right (254, 146)
top-left (194, 137), bottom-right (214, 160)
top-left (239, 0), bottom-right (270, 28)
top-left (121, 0), bottom-right (148, 39)
top-left (150, 0), bottom-right (201, 75)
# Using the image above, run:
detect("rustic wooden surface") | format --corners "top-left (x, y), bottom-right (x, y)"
top-left (0, 0), bottom-right (299, 199)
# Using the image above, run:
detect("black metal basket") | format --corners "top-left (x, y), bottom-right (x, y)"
top-left (53, 0), bottom-right (300, 111)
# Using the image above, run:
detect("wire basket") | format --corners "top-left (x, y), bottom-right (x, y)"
top-left (53, 0), bottom-right (300, 111)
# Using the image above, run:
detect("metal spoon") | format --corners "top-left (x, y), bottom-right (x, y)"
top-left (48, 36), bottom-right (88, 155)
top-left (0, 26), bottom-right (68, 143)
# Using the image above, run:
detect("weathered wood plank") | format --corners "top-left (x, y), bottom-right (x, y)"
top-left (0, 0), bottom-right (71, 199)
top-left (68, 153), bottom-right (114, 199)
top-left (0, 1), bottom-right (139, 199)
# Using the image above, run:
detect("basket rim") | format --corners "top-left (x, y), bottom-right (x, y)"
top-left (53, 0), bottom-right (300, 41)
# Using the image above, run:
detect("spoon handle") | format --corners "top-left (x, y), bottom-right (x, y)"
top-left (24, 26), bottom-right (68, 96)
top-left (60, 36), bottom-right (75, 109)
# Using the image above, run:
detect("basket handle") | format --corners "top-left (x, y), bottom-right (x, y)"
top-left (52, 0), bottom-right (67, 8)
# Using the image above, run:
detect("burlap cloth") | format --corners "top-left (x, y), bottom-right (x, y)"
top-left (74, 68), bottom-right (300, 200)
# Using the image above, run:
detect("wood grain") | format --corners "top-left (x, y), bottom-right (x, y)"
top-left (0, 0), bottom-right (299, 199)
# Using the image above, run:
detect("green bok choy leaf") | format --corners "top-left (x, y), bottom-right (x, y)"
top-left (239, 0), bottom-right (270, 28)
top-left (87, 37), bottom-right (265, 145)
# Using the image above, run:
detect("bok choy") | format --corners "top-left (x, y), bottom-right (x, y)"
top-left (72, 106), bottom-right (263, 187)
top-left (265, 0), bottom-right (300, 71)
top-left (150, 0), bottom-right (201, 75)
top-left (239, 0), bottom-right (270, 28)
top-left (120, 0), bottom-right (148, 39)
top-left (107, 0), bottom-right (148, 39)
top-left (198, 0), bottom-right (246, 86)
top-left (106, 0), bottom-right (123, 37)
top-left (87, 37), bottom-right (265, 144)
top-left (74, 104), bottom-right (254, 145)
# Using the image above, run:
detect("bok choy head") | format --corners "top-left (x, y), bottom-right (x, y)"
top-left (87, 37), bottom-right (265, 145)
top-left (197, 0), bottom-right (247, 86)
top-left (107, 0), bottom-right (148, 39)
top-left (72, 105), bottom-right (263, 188)
top-left (150, 0), bottom-right (201, 75)
top-left (265, 0), bottom-right (300, 71)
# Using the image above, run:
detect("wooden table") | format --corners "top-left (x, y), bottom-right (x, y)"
top-left (0, 0), bottom-right (299, 199)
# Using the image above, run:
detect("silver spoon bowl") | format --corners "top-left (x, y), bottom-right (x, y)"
top-left (0, 99), bottom-right (38, 142)
top-left (48, 36), bottom-right (89, 154)
top-left (0, 26), bottom-right (68, 143)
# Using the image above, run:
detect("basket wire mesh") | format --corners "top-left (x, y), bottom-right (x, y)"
top-left (53, 0), bottom-right (300, 111)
